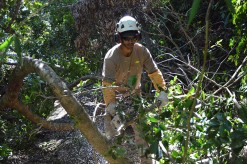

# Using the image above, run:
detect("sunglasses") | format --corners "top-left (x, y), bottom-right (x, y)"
top-left (122, 36), bottom-right (138, 42)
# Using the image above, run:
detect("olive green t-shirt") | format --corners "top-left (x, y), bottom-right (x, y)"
top-left (102, 43), bottom-right (158, 92)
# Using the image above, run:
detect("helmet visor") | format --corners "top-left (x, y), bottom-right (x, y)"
top-left (120, 30), bottom-right (139, 37)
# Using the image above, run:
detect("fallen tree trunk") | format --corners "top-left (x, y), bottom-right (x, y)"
top-left (0, 57), bottom-right (129, 164)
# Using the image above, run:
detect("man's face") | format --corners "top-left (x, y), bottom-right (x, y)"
top-left (121, 36), bottom-right (138, 49)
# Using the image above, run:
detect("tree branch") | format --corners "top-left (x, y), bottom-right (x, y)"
top-left (68, 75), bottom-right (102, 89)
top-left (0, 57), bottom-right (129, 163)
top-left (213, 55), bottom-right (247, 95)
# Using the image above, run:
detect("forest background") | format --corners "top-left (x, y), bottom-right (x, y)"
top-left (0, 0), bottom-right (246, 163)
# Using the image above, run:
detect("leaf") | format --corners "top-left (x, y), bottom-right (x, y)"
top-left (224, 0), bottom-right (235, 14)
top-left (186, 87), bottom-right (195, 97)
top-left (175, 84), bottom-right (182, 94)
top-left (0, 36), bottom-right (14, 61)
top-left (160, 110), bottom-right (172, 119)
top-left (159, 124), bottom-right (166, 131)
top-left (196, 124), bottom-right (203, 132)
top-left (201, 90), bottom-right (206, 100)
top-left (171, 150), bottom-right (180, 158)
top-left (128, 75), bottom-right (137, 87)
top-left (230, 138), bottom-right (245, 150)
top-left (115, 147), bottom-right (126, 157)
top-left (208, 118), bottom-right (220, 127)
top-left (0, 36), bottom-right (13, 51)
top-left (185, 99), bottom-right (193, 108)
top-left (149, 117), bottom-right (158, 123)
top-left (239, 107), bottom-right (247, 123)
top-left (149, 141), bottom-right (159, 154)
top-left (216, 112), bottom-right (225, 122)
top-left (170, 76), bottom-right (177, 85)
top-left (14, 36), bottom-right (22, 64)
top-left (188, 0), bottom-right (201, 26)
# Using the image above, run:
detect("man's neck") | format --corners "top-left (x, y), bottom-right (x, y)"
top-left (119, 45), bottom-right (133, 57)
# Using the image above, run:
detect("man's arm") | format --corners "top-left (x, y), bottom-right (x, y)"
top-left (102, 55), bottom-right (117, 106)
top-left (142, 47), bottom-right (167, 92)
top-left (148, 69), bottom-right (167, 92)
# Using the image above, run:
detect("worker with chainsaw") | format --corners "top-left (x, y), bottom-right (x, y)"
top-left (102, 15), bottom-right (168, 163)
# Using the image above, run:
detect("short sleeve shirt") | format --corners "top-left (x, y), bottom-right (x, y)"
top-left (102, 43), bottom-right (158, 91)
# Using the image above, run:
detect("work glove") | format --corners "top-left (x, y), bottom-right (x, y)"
top-left (157, 91), bottom-right (169, 108)
top-left (105, 114), bottom-right (119, 139)
top-left (102, 80), bottom-right (116, 106)
top-left (148, 69), bottom-right (167, 92)
top-left (106, 102), bottom-right (117, 117)
top-left (105, 102), bottom-right (119, 138)
top-left (106, 103), bottom-right (126, 133)
top-left (111, 114), bottom-right (125, 132)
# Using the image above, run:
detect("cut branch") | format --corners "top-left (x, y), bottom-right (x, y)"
top-left (0, 57), bottom-right (129, 163)
top-left (13, 100), bottom-right (74, 131)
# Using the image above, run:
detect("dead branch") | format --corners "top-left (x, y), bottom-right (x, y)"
top-left (213, 55), bottom-right (247, 95)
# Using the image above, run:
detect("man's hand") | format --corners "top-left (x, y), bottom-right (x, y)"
top-left (111, 115), bottom-right (125, 132)
top-left (106, 102), bottom-right (125, 133)
top-left (157, 91), bottom-right (169, 107)
top-left (106, 102), bottom-right (117, 116)
top-left (105, 102), bottom-right (119, 138)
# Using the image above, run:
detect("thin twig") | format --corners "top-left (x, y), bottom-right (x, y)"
top-left (213, 55), bottom-right (247, 95)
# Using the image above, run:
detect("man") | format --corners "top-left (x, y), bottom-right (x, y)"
top-left (102, 15), bottom-right (168, 163)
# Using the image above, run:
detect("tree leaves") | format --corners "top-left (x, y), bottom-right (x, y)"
top-left (0, 35), bottom-right (22, 64)
top-left (239, 107), bottom-right (247, 123)
top-left (188, 0), bottom-right (201, 26)
top-left (128, 75), bottom-right (137, 87)
top-left (0, 36), bottom-right (14, 61)
top-left (224, 0), bottom-right (235, 14)
top-left (188, 0), bottom-right (234, 26)
top-left (14, 36), bottom-right (22, 64)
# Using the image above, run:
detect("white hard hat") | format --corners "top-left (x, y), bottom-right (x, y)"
top-left (116, 16), bottom-right (140, 33)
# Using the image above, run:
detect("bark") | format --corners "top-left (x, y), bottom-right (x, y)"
top-left (0, 57), bottom-right (129, 164)
top-left (71, 0), bottom-right (152, 56)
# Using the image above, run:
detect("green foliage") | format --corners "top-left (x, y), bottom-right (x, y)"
top-left (128, 75), bottom-right (137, 88)
top-left (0, 0), bottom-right (247, 163)
top-left (0, 112), bottom-right (36, 161)
top-left (141, 1), bottom-right (247, 161)
top-left (0, 35), bottom-right (22, 63)
top-left (188, 0), bottom-right (201, 26)
top-left (228, 0), bottom-right (247, 65)
top-left (124, 75), bottom-right (247, 163)
top-left (0, 144), bottom-right (12, 161)
top-left (0, 0), bottom-right (85, 158)
top-left (21, 74), bottom-right (54, 116)
top-left (48, 55), bottom-right (90, 83)
top-left (108, 146), bottom-right (126, 160)
top-left (224, 0), bottom-right (235, 14)
top-left (1, 0), bottom-right (84, 109)
top-left (0, 36), bottom-right (13, 53)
